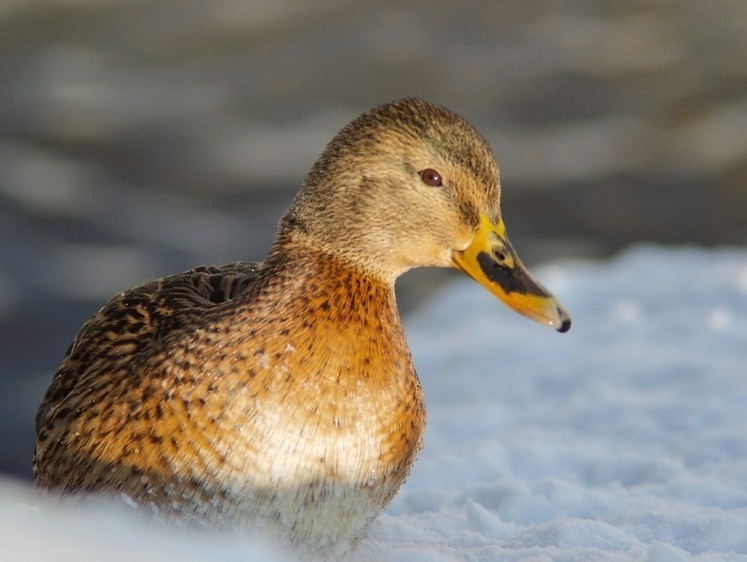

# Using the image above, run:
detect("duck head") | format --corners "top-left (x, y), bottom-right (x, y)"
top-left (278, 98), bottom-right (570, 332)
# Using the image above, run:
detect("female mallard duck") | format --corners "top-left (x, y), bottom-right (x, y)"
top-left (34, 98), bottom-right (570, 553)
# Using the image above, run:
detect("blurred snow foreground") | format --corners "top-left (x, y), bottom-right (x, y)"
top-left (3, 245), bottom-right (747, 561)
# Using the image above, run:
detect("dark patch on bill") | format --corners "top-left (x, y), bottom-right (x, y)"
top-left (476, 251), bottom-right (549, 297)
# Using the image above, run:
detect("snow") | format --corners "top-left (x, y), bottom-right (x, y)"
top-left (3, 245), bottom-right (747, 561)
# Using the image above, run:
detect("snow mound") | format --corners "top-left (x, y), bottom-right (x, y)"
top-left (4, 246), bottom-right (747, 561)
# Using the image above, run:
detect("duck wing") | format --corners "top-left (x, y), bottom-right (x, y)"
top-left (34, 261), bottom-right (260, 440)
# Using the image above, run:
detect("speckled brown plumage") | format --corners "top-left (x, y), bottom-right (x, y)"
top-left (34, 98), bottom-right (569, 555)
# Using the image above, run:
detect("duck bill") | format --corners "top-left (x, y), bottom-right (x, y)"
top-left (452, 215), bottom-right (571, 333)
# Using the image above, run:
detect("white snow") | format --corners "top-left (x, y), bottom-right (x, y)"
top-left (3, 245), bottom-right (747, 561)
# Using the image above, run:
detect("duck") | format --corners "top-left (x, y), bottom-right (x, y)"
top-left (33, 98), bottom-right (570, 554)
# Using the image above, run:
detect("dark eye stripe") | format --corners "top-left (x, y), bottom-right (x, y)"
top-left (419, 169), bottom-right (443, 187)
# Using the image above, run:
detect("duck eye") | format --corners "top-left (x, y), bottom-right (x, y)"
top-left (419, 168), bottom-right (443, 187)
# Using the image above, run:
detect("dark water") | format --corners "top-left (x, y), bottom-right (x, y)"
top-left (1, 1), bottom-right (746, 479)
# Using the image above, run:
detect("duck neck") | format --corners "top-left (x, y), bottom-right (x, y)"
top-left (231, 235), bottom-right (418, 407)
top-left (257, 234), bottom-right (401, 329)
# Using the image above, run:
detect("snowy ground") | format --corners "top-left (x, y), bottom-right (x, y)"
top-left (3, 245), bottom-right (747, 561)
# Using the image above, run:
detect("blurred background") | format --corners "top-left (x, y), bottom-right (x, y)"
top-left (1, 0), bottom-right (745, 479)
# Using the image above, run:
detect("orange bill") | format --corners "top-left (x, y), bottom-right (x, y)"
top-left (452, 214), bottom-right (571, 332)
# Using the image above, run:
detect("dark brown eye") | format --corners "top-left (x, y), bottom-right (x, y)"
top-left (419, 168), bottom-right (443, 187)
